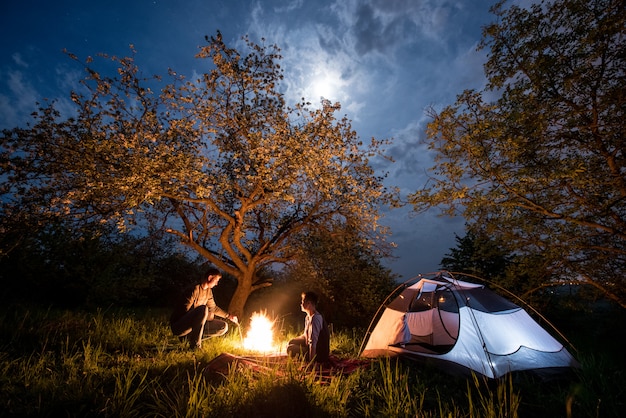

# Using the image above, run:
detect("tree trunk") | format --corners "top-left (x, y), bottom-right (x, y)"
top-left (227, 269), bottom-right (254, 318)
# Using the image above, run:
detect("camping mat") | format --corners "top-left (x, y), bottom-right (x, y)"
top-left (204, 352), bottom-right (371, 383)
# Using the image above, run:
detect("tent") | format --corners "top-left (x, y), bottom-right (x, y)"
top-left (360, 273), bottom-right (579, 379)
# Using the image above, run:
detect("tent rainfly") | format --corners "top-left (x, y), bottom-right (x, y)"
top-left (360, 273), bottom-right (579, 379)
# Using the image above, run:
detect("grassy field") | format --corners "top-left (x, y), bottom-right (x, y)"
top-left (0, 304), bottom-right (623, 417)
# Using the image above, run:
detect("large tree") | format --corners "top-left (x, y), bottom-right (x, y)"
top-left (0, 33), bottom-right (395, 315)
top-left (409, 0), bottom-right (626, 306)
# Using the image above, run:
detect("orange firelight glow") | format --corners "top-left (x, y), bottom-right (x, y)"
top-left (242, 311), bottom-right (277, 353)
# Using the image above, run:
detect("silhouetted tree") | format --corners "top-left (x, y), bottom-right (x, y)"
top-left (411, 0), bottom-right (626, 307)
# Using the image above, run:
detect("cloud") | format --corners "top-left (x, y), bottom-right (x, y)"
top-left (381, 203), bottom-right (465, 278)
top-left (12, 53), bottom-right (28, 68)
top-left (273, 0), bottom-right (304, 13)
top-left (239, 0), bottom-right (487, 126)
top-left (54, 64), bottom-right (84, 93)
top-left (0, 70), bottom-right (39, 129)
top-left (327, 0), bottom-right (468, 59)
top-left (352, 3), bottom-right (389, 55)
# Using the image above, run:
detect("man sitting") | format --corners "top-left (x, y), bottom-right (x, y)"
top-left (287, 291), bottom-right (330, 363)
top-left (170, 268), bottom-right (238, 350)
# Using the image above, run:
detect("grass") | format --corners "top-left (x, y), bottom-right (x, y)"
top-left (0, 304), bottom-right (623, 417)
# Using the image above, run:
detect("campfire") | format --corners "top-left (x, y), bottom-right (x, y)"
top-left (242, 311), bottom-right (279, 353)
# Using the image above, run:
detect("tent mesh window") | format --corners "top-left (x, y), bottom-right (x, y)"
top-left (403, 287), bottom-right (459, 354)
top-left (409, 289), bottom-right (434, 312)
top-left (460, 288), bottom-right (520, 313)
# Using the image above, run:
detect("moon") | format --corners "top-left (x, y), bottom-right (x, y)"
top-left (309, 67), bottom-right (343, 103)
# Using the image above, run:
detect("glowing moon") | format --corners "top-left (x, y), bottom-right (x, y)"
top-left (309, 67), bottom-right (343, 102)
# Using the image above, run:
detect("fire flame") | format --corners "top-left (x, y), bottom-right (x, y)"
top-left (242, 311), bottom-right (277, 353)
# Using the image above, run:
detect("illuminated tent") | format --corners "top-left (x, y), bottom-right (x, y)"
top-left (360, 273), bottom-right (579, 379)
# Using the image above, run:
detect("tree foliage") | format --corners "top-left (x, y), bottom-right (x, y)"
top-left (409, 0), bottom-right (626, 307)
top-left (0, 32), bottom-right (396, 315)
top-left (282, 222), bottom-right (398, 327)
top-left (440, 229), bottom-right (511, 281)
top-left (440, 228), bottom-right (562, 305)
top-left (0, 221), bottom-right (203, 308)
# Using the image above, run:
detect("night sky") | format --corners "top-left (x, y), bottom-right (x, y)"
top-left (1, 0), bottom-right (503, 279)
